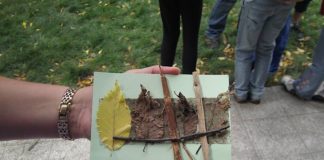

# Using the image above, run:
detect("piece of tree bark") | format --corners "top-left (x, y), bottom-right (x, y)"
top-left (159, 66), bottom-right (182, 160)
top-left (131, 85), bottom-right (164, 139)
top-left (193, 71), bottom-right (209, 160)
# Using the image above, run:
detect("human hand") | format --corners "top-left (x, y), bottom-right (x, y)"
top-left (71, 65), bottom-right (180, 139)
top-left (125, 65), bottom-right (180, 74)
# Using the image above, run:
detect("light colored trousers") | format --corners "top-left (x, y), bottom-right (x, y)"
top-left (234, 0), bottom-right (293, 100)
top-left (294, 29), bottom-right (324, 100)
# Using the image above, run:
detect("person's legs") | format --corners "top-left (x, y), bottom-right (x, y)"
top-left (180, 0), bottom-right (203, 74)
top-left (293, 0), bottom-right (312, 26)
top-left (234, 0), bottom-right (265, 101)
top-left (249, 2), bottom-right (292, 101)
top-left (269, 15), bottom-right (291, 76)
top-left (292, 29), bottom-right (324, 99)
top-left (291, 0), bottom-right (313, 40)
top-left (159, 0), bottom-right (181, 67)
top-left (205, 0), bottom-right (237, 41)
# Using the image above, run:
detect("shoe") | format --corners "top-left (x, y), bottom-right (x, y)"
top-left (247, 93), bottom-right (261, 104)
top-left (233, 94), bottom-right (248, 103)
top-left (281, 75), bottom-right (295, 92)
top-left (205, 36), bottom-right (220, 49)
top-left (249, 99), bottom-right (261, 104)
top-left (312, 82), bottom-right (324, 102)
top-left (312, 95), bottom-right (324, 102)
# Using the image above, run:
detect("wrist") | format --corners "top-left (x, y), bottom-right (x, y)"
top-left (69, 87), bottom-right (92, 139)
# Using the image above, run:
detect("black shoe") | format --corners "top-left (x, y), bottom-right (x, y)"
top-left (312, 95), bottom-right (324, 102)
top-left (249, 99), bottom-right (261, 104)
top-left (233, 94), bottom-right (248, 103)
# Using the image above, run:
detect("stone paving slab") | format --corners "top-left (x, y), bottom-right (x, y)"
top-left (0, 86), bottom-right (323, 160)
top-left (0, 139), bottom-right (90, 160)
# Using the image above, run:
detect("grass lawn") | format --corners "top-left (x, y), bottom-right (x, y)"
top-left (0, 0), bottom-right (323, 87)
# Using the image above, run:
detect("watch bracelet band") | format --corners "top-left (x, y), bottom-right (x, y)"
top-left (58, 88), bottom-right (77, 140)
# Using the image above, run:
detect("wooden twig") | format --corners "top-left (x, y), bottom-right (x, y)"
top-left (182, 143), bottom-right (194, 160)
top-left (113, 126), bottom-right (229, 143)
top-left (193, 72), bottom-right (209, 160)
top-left (159, 65), bottom-right (182, 160)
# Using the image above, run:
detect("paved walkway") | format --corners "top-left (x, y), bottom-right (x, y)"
top-left (1, 86), bottom-right (323, 160)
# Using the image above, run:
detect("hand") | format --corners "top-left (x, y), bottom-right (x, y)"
top-left (126, 65), bottom-right (181, 74)
top-left (72, 65), bottom-right (180, 139)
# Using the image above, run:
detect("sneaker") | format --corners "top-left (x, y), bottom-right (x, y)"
top-left (281, 75), bottom-right (295, 92)
top-left (205, 36), bottom-right (220, 49)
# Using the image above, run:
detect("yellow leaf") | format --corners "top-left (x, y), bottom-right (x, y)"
top-left (218, 57), bottom-right (226, 61)
top-left (285, 51), bottom-right (292, 57)
top-left (77, 76), bottom-right (93, 87)
top-left (22, 21), bottom-right (27, 29)
top-left (297, 48), bottom-right (305, 53)
top-left (98, 49), bottom-right (103, 54)
top-left (84, 49), bottom-right (90, 55)
top-left (127, 46), bottom-right (132, 52)
top-left (97, 82), bottom-right (131, 151)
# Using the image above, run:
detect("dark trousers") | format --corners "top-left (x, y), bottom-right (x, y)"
top-left (295, 0), bottom-right (312, 13)
top-left (159, 0), bottom-right (202, 74)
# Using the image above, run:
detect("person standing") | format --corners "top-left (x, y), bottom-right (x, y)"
top-left (205, 0), bottom-right (291, 79)
top-left (205, 0), bottom-right (237, 49)
top-left (159, 0), bottom-right (203, 74)
top-left (234, 0), bottom-right (295, 104)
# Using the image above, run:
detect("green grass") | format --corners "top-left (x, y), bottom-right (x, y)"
top-left (0, 0), bottom-right (323, 86)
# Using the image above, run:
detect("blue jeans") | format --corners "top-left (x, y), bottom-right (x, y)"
top-left (269, 16), bottom-right (291, 74)
top-left (293, 29), bottom-right (324, 99)
top-left (206, 0), bottom-right (290, 75)
top-left (234, 0), bottom-right (293, 100)
top-left (251, 15), bottom-right (291, 76)
top-left (205, 0), bottom-right (237, 40)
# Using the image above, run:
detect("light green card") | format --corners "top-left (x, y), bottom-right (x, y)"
top-left (91, 72), bottom-right (231, 160)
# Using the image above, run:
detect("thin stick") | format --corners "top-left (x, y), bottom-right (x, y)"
top-left (113, 126), bottom-right (229, 143)
top-left (193, 71), bottom-right (209, 160)
top-left (159, 65), bottom-right (182, 160)
top-left (182, 143), bottom-right (194, 160)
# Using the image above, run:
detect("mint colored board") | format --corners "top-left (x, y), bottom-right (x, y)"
top-left (91, 72), bottom-right (231, 160)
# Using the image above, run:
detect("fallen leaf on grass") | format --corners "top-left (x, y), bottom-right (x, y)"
top-left (218, 57), bottom-right (227, 61)
top-left (14, 73), bottom-right (26, 81)
top-left (223, 44), bottom-right (234, 59)
top-left (77, 76), bottom-right (93, 87)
